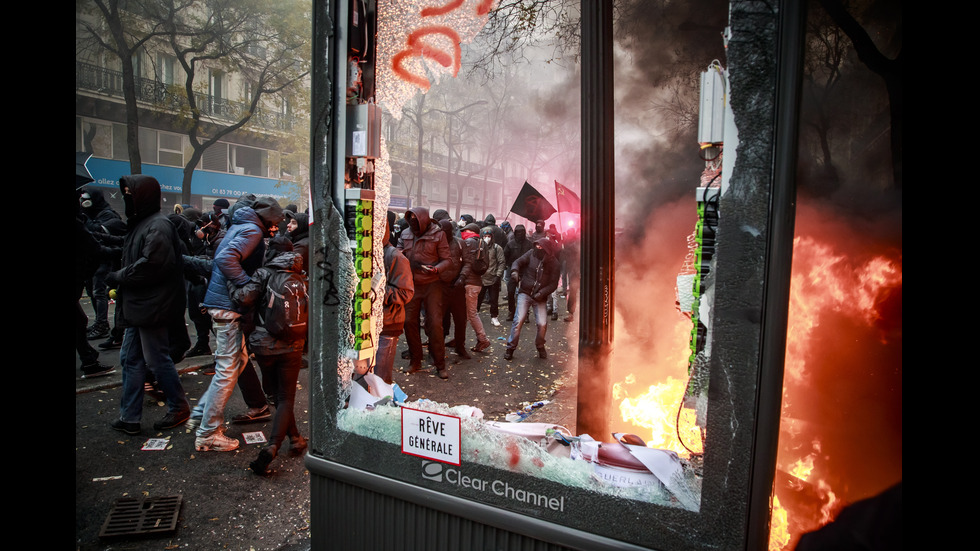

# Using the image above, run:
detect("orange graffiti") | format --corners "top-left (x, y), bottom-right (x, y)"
top-left (391, 26), bottom-right (462, 92)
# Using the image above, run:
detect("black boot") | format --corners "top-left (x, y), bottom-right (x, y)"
top-left (250, 445), bottom-right (277, 475)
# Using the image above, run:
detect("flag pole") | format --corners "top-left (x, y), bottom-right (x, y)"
top-left (555, 180), bottom-right (565, 247)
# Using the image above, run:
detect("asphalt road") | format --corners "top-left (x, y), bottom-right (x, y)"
top-left (76, 291), bottom-right (578, 550)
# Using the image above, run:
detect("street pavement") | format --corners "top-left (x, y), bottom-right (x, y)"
top-left (76, 291), bottom-right (578, 550)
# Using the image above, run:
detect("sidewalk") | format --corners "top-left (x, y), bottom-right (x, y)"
top-left (76, 291), bottom-right (579, 550)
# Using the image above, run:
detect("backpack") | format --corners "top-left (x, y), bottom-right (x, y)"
top-left (261, 269), bottom-right (309, 340)
top-left (471, 238), bottom-right (489, 276)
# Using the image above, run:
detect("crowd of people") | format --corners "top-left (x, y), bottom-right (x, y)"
top-left (388, 208), bottom-right (581, 378)
top-left (77, 179), bottom-right (580, 473)
top-left (76, 176), bottom-right (311, 474)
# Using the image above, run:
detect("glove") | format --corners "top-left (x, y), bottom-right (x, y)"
top-left (105, 270), bottom-right (122, 288)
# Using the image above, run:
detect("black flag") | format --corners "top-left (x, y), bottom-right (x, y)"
top-left (510, 181), bottom-right (556, 221)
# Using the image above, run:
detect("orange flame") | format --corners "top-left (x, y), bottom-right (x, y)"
top-left (615, 375), bottom-right (703, 457)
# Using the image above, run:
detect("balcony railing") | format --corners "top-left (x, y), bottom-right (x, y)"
top-left (76, 61), bottom-right (294, 132)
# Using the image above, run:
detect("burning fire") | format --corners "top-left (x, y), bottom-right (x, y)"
top-left (614, 374), bottom-right (703, 457)
top-left (770, 234), bottom-right (901, 550)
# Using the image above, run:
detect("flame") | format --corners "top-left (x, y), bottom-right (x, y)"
top-left (770, 235), bottom-right (901, 549)
top-left (616, 375), bottom-right (703, 456)
top-left (769, 496), bottom-right (790, 551)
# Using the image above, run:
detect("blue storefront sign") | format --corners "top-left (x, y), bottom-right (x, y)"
top-left (85, 157), bottom-right (288, 200)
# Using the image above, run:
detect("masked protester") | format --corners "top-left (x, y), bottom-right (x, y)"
top-left (478, 226), bottom-right (506, 326)
top-left (504, 237), bottom-right (561, 361)
top-left (397, 207), bottom-right (452, 379)
top-left (105, 175), bottom-right (191, 435)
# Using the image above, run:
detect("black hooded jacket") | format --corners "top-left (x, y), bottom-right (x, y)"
top-left (108, 175), bottom-right (185, 328)
top-left (511, 237), bottom-right (561, 301)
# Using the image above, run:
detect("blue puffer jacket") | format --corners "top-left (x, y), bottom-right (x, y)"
top-left (202, 207), bottom-right (267, 313)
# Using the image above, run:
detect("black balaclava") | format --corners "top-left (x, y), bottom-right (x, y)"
top-left (514, 224), bottom-right (527, 242)
top-left (119, 175), bottom-right (162, 224)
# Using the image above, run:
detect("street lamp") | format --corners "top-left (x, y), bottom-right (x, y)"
top-left (430, 100), bottom-right (487, 216)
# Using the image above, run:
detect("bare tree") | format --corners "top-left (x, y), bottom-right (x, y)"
top-left (77, 0), bottom-right (181, 174)
top-left (162, 0), bottom-right (310, 203)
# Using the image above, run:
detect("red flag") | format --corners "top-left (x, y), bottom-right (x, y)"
top-left (554, 180), bottom-right (581, 214)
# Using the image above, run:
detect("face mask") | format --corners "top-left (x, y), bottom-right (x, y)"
top-left (458, 219), bottom-right (465, 228)
top-left (80, 193), bottom-right (93, 209)
top-left (483, 236), bottom-right (491, 244)
top-left (534, 247), bottom-right (545, 259)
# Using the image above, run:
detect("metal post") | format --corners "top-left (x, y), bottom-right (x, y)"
top-left (576, 0), bottom-right (615, 437)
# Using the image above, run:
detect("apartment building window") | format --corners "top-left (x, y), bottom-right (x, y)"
top-left (112, 123), bottom-right (128, 161)
top-left (157, 53), bottom-right (176, 85)
top-left (230, 144), bottom-right (267, 176)
top-left (203, 142), bottom-right (229, 172)
top-left (158, 132), bottom-right (184, 167)
top-left (81, 120), bottom-right (113, 158)
top-left (138, 127), bottom-right (157, 164)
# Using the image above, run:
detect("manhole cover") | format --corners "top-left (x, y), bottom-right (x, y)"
top-left (99, 495), bottom-right (182, 538)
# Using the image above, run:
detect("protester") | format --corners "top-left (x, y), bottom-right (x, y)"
top-left (398, 207), bottom-right (452, 379)
top-left (79, 187), bottom-right (126, 340)
top-left (439, 218), bottom-right (469, 359)
top-left (192, 196), bottom-right (284, 452)
top-left (503, 224), bottom-right (533, 321)
top-left (228, 237), bottom-right (308, 475)
top-left (504, 237), bottom-right (561, 361)
top-left (458, 223), bottom-right (492, 355)
top-left (375, 212), bottom-right (414, 384)
top-left (105, 175), bottom-right (191, 434)
top-left (478, 226), bottom-right (506, 327)
top-left (285, 211), bottom-right (310, 274)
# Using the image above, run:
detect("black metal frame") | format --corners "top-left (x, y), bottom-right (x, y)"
top-left (306, 0), bottom-right (806, 548)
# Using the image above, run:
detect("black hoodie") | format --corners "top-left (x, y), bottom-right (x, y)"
top-left (109, 175), bottom-right (185, 328)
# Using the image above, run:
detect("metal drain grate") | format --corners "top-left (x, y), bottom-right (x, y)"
top-left (99, 495), bottom-right (182, 538)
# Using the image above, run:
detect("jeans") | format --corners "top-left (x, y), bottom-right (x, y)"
top-left (119, 326), bottom-right (189, 423)
top-left (374, 333), bottom-right (400, 384)
top-left (506, 292), bottom-right (548, 351)
top-left (194, 313), bottom-right (248, 437)
top-left (465, 284), bottom-right (489, 345)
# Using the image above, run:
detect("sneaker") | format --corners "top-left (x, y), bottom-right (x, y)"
top-left (564, 315), bottom-right (574, 322)
top-left (437, 367), bottom-right (449, 380)
top-left (491, 317), bottom-right (501, 327)
top-left (153, 410), bottom-right (190, 431)
top-left (471, 340), bottom-right (491, 353)
top-left (504, 349), bottom-right (514, 361)
top-left (186, 417), bottom-right (201, 431)
top-left (81, 362), bottom-right (116, 379)
top-left (455, 348), bottom-right (472, 360)
top-left (111, 419), bottom-right (141, 435)
top-left (98, 337), bottom-right (122, 350)
top-left (186, 343), bottom-right (212, 357)
top-left (538, 347), bottom-right (548, 359)
top-left (551, 313), bottom-right (558, 321)
top-left (231, 405), bottom-right (272, 423)
top-left (195, 432), bottom-right (240, 452)
top-left (86, 323), bottom-right (109, 340)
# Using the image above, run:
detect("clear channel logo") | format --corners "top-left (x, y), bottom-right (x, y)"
top-left (420, 460), bottom-right (567, 512)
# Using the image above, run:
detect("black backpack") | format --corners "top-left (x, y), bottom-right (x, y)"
top-left (260, 270), bottom-right (309, 340)
top-left (471, 239), bottom-right (489, 276)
